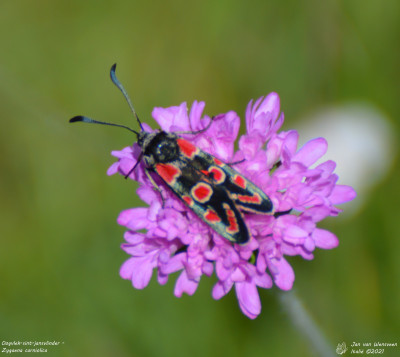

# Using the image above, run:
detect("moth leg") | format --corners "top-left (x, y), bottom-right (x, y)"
top-left (124, 166), bottom-right (136, 179)
top-left (124, 152), bottom-right (143, 179)
top-left (174, 116), bottom-right (215, 135)
top-left (225, 158), bottom-right (245, 166)
top-left (145, 169), bottom-right (166, 207)
top-left (274, 209), bottom-right (292, 218)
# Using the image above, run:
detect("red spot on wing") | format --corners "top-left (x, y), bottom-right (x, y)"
top-left (213, 158), bottom-right (223, 166)
top-left (205, 209), bottom-right (221, 223)
top-left (223, 204), bottom-right (239, 234)
top-left (233, 175), bottom-right (246, 189)
top-left (237, 193), bottom-right (262, 204)
top-left (177, 138), bottom-right (198, 158)
top-left (155, 163), bottom-right (181, 184)
top-left (182, 195), bottom-right (194, 207)
top-left (209, 166), bottom-right (225, 184)
top-left (191, 183), bottom-right (212, 203)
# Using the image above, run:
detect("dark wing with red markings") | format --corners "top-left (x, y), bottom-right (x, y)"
top-left (181, 138), bottom-right (274, 215)
top-left (154, 160), bottom-right (250, 244)
top-left (152, 137), bottom-right (273, 244)
top-left (220, 164), bottom-right (274, 214)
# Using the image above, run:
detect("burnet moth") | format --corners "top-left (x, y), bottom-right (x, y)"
top-left (69, 64), bottom-right (274, 244)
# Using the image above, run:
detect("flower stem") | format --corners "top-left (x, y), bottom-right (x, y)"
top-left (278, 290), bottom-right (336, 357)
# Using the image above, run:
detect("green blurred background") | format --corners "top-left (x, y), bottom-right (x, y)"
top-left (1, 1), bottom-right (399, 356)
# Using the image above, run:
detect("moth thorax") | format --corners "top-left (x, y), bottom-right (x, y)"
top-left (147, 132), bottom-right (180, 163)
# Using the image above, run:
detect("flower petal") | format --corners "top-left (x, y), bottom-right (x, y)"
top-left (312, 228), bottom-right (339, 249)
top-left (174, 270), bottom-right (199, 297)
top-left (120, 256), bottom-right (155, 289)
top-left (188, 100), bottom-right (206, 129)
top-left (272, 258), bottom-right (295, 291)
top-left (235, 281), bottom-right (261, 319)
top-left (117, 208), bottom-right (151, 230)
top-left (329, 185), bottom-right (357, 204)
top-left (292, 137), bottom-right (327, 167)
top-left (212, 280), bottom-right (233, 300)
top-left (152, 102), bottom-right (189, 131)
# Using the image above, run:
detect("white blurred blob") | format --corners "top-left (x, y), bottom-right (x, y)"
top-left (296, 103), bottom-right (396, 216)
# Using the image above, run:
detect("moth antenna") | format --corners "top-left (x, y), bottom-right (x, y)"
top-left (69, 116), bottom-right (139, 135)
top-left (110, 63), bottom-right (144, 132)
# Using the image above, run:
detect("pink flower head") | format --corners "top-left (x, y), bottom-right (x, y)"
top-left (109, 94), bottom-right (356, 319)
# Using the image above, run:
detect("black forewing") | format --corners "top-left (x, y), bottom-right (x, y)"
top-left (160, 157), bottom-right (250, 244)
top-left (189, 150), bottom-right (274, 214)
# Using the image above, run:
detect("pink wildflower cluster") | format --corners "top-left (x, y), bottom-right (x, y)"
top-left (107, 93), bottom-right (356, 319)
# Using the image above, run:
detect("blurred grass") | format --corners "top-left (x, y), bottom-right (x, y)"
top-left (0, 1), bottom-right (399, 356)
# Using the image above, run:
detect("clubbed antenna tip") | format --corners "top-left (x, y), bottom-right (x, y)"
top-left (69, 116), bottom-right (85, 123)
